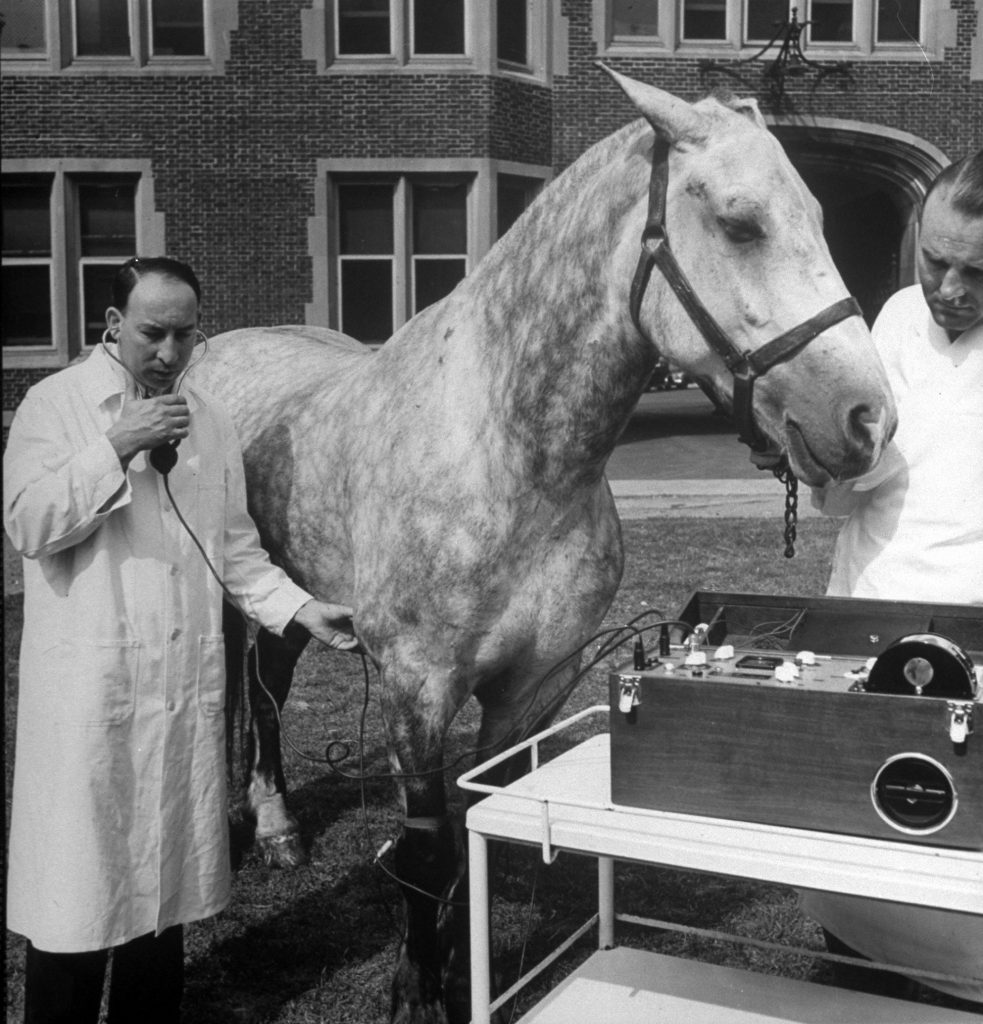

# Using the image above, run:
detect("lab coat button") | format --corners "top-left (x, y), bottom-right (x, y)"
top-left (170, 565), bottom-right (179, 576)
top-left (166, 700), bottom-right (176, 712)
top-left (170, 628), bottom-right (181, 641)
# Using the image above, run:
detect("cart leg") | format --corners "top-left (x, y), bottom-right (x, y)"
top-left (598, 856), bottom-right (615, 950)
top-left (469, 830), bottom-right (492, 1024)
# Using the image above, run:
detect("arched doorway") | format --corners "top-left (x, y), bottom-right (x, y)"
top-left (768, 119), bottom-right (948, 325)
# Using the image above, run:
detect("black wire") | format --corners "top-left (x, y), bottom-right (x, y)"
top-left (161, 471), bottom-right (705, 919)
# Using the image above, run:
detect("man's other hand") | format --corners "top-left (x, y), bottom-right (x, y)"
top-left (292, 600), bottom-right (361, 652)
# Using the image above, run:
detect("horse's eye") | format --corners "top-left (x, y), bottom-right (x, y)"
top-left (719, 216), bottom-right (763, 243)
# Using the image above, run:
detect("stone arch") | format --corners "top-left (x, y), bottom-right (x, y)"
top-left (767, 117), bottom-right (949, 323)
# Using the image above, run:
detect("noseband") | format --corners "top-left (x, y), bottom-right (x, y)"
top-left (629, 137), bottom-right (862, 453)
top-left (628, 137), bottom-right (863, 556)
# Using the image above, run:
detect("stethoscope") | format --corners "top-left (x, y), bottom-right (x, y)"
top-left (100, 325), bottom-right (210, 401)
top-left (100, 326), bottom-right (209, 472)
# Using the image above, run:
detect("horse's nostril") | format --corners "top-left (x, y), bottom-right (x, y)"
top-left (848, 404), bottom-right (881, 448)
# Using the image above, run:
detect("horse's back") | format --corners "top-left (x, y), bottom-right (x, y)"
top-left (192, 325), bottom-right (374, 437)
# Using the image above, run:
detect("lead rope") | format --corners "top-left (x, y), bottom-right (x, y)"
top-left (773, 461), bottom-right (798, 558)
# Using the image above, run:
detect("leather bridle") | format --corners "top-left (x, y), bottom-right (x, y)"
top-left (628, 137), bottom-right (863, 556)
top-left (629, 136), bottom-right (863, 454)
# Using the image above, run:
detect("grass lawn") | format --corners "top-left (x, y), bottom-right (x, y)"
top-left (4, 515), bottom-right (960, 1022)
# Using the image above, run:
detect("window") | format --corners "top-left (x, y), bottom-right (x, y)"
top-left (2, 178), bottom-right (54, 348)
top-left (876, 0), bottom-right (920, 42)
top-left (682, 0), bottom-right (726, 41)
top-left (746, 0), bottom-right (787, 41)
top-left (809, 0), bottom-right (854, 42)
top-left (77, 180), bottom-right (138, 346)
top-left (612, 0), bottom-right (660, 39)
top-left (335, 175), bottom-right (470, 344)
top-left (2, 165), bottom-right (156, 364)
top-left (497, 0), bottom-right (528, 66)
top-left (73, 0), bottom-right (205, 59)
top-left (497, 174), bottom-right (541, 238)
top-left (599, 0), bottom-right (931, 55)
top-left (1, 0), bottom-right (235, 71)
top-left (151, 0), bottom-right (207, 56)
top-left (0, 0), bottom-right (48, 56)
top-left (334, 0), bottom-right (467, 62)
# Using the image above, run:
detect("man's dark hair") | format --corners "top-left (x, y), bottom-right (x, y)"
top-left (922, 149), bottom-right (983, 219)
top-left (111, 256), bottom-right (202, 310)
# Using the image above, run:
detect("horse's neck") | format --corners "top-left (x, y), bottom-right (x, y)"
top-left (463, 126), bottom-right (655, 491)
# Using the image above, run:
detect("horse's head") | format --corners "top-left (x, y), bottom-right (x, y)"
top-left (604, 67), bottom-right (897, 486)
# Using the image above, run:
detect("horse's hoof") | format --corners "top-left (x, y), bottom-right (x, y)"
top-left (256, 830), bottom-right (308, 869)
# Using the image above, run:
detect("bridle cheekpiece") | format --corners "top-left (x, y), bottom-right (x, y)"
top-left (629, 137), bottom-right (863, 555)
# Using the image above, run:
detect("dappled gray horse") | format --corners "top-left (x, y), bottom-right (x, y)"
top-left (192, 69), bottom-right (897, 1024)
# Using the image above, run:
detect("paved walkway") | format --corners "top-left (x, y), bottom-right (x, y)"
top-left (610, 477), bottom-right (819, 520)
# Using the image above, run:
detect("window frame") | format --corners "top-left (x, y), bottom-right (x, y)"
top-left (595, 0), bottom-right (940, 59)
top-left (1, 160), bottom-right (164, 369)
top-left (331, 171), bottom-right (475, 344)
top-left (307, 158), bottom-right (552, 343)
top-left (327, 0), bottom-right (473, 71)
top-left (0, 0), bottom-right (238, 75)
top-left (307, 0), bottom-right (551, 81)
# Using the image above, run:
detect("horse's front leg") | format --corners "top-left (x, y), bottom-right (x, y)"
top-left (382, 684), bottom-right (467, 1024)
top-left (246, 623), bottom-right (311, 868)
top-left (438, 655), bottom-right (587, 1023)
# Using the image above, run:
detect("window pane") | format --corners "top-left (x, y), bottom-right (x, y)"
top-left (339, 184), bottom-right (394, 254)
top-left (2, 179), bottom-right (52, 256)
top-left (0, 0), bottom-right (47, 53)
top-left (2, 267), bottom-right (52, 347)
top-left (612, 0), bottom-right (659, 37)
top-left (683, 0), bottom-right (726, 39)
top-left (497, 175), bottom-right (538, 238)
top-left (747, 0), bottom-right (788, 40)
top-left (78, 181), bottom-right (137, 256)
top-left (413, 0), bottom-right (465, 54)
top-left (82, 264), bottom-right (119, 347)
top-left (414, 259), bottom-right (466, 313)
top-left (497, 0), bottom-right (527, 65)
top-left (338, 0), bottom-right (391, 55)
top-left (152, 0), bottom-right (205, 56)
top-left (75, 0), bottom-right (130, 56)
top-left (341, 260), bottom-right (393, 343)
top-left (810, 0), bottom-right (853, 41)
top-left (877, 0), bottom-right (919, 41)
top-left (412, 182), bottom-right (467, 255)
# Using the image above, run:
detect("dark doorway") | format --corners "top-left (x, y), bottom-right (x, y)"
top-left (795, 168), bottom-right (906, 326)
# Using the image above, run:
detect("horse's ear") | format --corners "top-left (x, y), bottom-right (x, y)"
top-left (596, 62), bottom-right (705, 144)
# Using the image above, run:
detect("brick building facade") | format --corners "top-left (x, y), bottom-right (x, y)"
top-left (3, 0), bottom-right (982, 425)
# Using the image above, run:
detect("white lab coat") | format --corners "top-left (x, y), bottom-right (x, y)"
top-left (814, 285), bottom-right (983, 603)
top-left (806, 286), bottom-right (983, 1003)
top-left (4, 344), bottom-right (311, 953)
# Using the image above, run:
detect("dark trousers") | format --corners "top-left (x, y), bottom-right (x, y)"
top-left (24, 925), bottom-right (184, 1024)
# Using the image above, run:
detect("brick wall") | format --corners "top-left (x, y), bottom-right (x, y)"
top-left (3, 0), bottom-right (981, 416)
top-left (556, 0), bottom-right (982, 169)
top-left (1, 0), bottom-right (551, 413)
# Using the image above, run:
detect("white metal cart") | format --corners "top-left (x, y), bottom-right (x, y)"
top-left (459, 706), bottom-right (983, 1024)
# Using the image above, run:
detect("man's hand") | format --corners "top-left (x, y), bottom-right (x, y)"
top-left (292, 600), bottom-right (361, 652)
top-left (107, 395), bottom-right (191, 468)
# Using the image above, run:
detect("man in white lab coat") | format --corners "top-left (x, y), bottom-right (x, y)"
top-left (805, 152), bottom-right (982, 1008)
top-left (4, 256), bottom-right (359, 1024)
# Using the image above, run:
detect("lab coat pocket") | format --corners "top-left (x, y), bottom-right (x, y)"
top-left (196, 634), bottom-right (226, 716)
top-left (45, 639), bottom-right (140, 726)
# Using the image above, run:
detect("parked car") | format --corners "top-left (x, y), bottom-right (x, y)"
top-left (646, 358), bottom-right (691, 391)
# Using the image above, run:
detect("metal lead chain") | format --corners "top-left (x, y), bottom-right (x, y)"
top-left (773, 464), bottom-right (798, 558)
